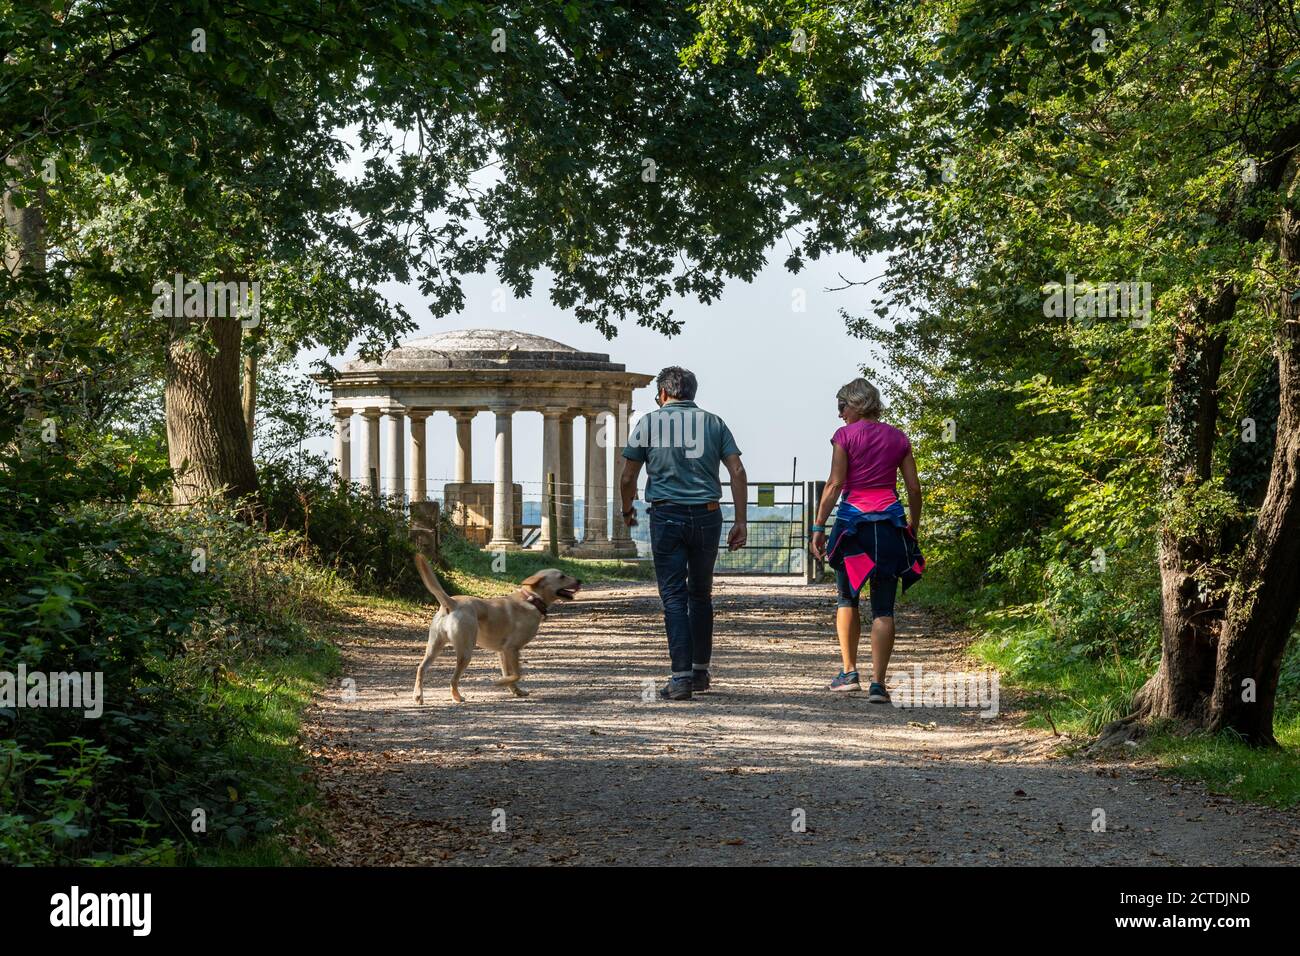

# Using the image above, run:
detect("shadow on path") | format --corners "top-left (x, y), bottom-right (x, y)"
top-left (301, 578), bottom-right (1300, 866)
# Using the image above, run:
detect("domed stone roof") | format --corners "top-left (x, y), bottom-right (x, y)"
top-left (321, 326), bottom-right (653, 414)
top-left (343, 328), bottom-right (630, 373)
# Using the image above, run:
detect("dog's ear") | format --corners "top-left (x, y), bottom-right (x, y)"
top-left (520, 571), bottom-right (548, 589)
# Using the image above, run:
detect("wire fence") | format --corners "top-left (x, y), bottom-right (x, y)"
top-left (377, 476), bottom-right (612, 545)
top-left (366, 475), bottom-right (826, 576)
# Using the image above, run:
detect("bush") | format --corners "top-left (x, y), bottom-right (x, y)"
top-left (975, 543), bottom-right (1159, 672)
top-left (0, 441), bottom-right (340, 864)
top-left (1038, 545), bottom-right (1161, 663)
top-left (257, 455), bottom-right (423, 598)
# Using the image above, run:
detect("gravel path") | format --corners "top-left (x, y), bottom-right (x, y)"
top-left (301, 578), bottom-right (1300, 865)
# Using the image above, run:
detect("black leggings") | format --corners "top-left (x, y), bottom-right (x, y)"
top-left (836, 566), bottom-right (898, 617)
top-left (834, 520), bottom-right (906, 617)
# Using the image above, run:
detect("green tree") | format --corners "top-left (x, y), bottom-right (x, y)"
top-left (4, 1), bottom-right (862, 504)
top-left (694, 0), bottom-right (1300, 744)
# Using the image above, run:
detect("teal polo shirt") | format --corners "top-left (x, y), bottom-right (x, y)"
top-left (622, 400), bottom-right (741, 504)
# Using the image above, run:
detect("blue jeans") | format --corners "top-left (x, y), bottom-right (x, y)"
top-left (649, 503), bottom-right (724, 677)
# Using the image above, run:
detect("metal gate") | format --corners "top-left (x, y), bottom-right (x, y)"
top-left (714, 480), bottom-right (828, 582)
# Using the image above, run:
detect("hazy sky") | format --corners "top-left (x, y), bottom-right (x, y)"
top-left (302, 245), bottom-right (892, 503)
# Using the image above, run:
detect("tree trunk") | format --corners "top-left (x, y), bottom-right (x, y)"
top-left (165, 309), bottom-right (259, 505)
top-left (1105, 138), bottom-right (1300, 747)
top-left (5, 155), bottom-right (48, 447)
top-left (241, 328), bottom-right (259, 452)
top-left (3, 156), bottom-right (46, 279)
top-left (1208, 191), bottom-right (1300, 745)
top-left (1131, 290), bottom-right (1233, 727)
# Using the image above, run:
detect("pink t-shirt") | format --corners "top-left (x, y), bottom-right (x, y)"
top-left (832, 419), bottom-right (912, 512)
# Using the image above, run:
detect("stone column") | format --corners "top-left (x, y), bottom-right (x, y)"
top-left (454, 411), bottom-right (474, 483)
top-left (359, 408), bottom-right (382, 496)
top-left (584, 411), bottom-right (608, 543)
top-left (407, 410), bottom-right (429, 502)
top-left (488, 406), bottom-right (516, 549)
top-left (332, 406), bottom-right (352, 484)
top-left (539, 408), bottom-right (563, 550)
top-left (610, 396), bottom-right (636, 554)
top-left (559, 411), bottom-right (576, 547)
top-left (385, 408), bottom-right (405, 502)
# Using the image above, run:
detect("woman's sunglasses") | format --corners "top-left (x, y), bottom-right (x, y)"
top-left (837, 400), bottom-right (847, 413)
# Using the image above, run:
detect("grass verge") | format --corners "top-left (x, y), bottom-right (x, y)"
top-left (192, 633), bottom-right (340, 865)
top-left (909, 568), bottom-right (1300, 810)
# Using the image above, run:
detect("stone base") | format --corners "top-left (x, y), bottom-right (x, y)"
top-left (565, 539), bottom-right (640, 559)
top-left (444, 482), bottom-right (524, 547)
top-left (530, 540), bottom-right (573, 557)
top-left (485, 539), bottom-right (528, 552)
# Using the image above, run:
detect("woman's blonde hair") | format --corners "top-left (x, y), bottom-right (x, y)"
top-left (836, 378), bottom-right (883, 419)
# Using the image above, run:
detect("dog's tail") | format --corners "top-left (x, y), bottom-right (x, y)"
top-left (414, 553), bottom-right (456, 614)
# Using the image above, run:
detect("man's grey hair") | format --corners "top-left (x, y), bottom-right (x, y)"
top-left (837, 378), bottom-right (883, 419)
top-left (656, 366), bottom-right (698, 401)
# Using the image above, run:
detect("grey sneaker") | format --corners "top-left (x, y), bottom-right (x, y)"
top-left (867, 681), bottom-right (891, 703)
top-left (692, 669), bottom-right (711, 692)
top-left (659, 677), bottom-right (693, 701)
top-left (830, 670), bottom-right (861, 692)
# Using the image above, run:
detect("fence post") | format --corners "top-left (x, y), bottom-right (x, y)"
top-left (803, 480), bottom-right (815, 585)
top-left (432, 500), bottom-right (440, 557)
top-left (547, 472), bottom-right (559, 559)
top-left (409, 500), bottom-right (442, 565)
top-left (814, 480), bottom-right (827, 582)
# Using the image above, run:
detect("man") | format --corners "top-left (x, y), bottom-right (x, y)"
top-left (620, 367), bottom-right (747, 700)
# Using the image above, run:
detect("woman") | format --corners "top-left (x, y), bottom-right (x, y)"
top-left (809, 379), bottom-right (923, 700)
